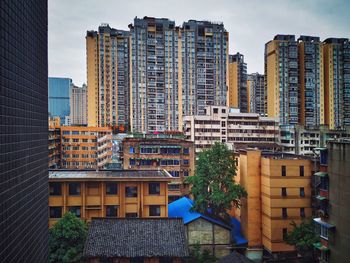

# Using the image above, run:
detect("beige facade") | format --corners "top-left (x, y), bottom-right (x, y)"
top-left (237, 150), bottom-right (313, 254)
top-left (70, 84), bottom-right (87, 125)
top-left (184, 105), bottom-right (279, 153)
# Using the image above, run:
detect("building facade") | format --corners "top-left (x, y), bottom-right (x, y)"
top-left (0, 1), bottom-right (49, 262)
top-left (237, 150), bottom-right (312, 259)
top-left (61, 126), bottom-right (113, 169)
top-left (49, 170), bottom-right (172, 227)
top-left (129, 17), bottom-right (181, 133)
top-left (184, 106), bottom-right (279, 153)
top-left (122, 134), bottom-right (195, 202)
top-left (247, 73), bottom-right (266, 116)
top-left (228, 53), bottom-right (248, 112)
top-left (181, 20), bottom-right (228, 117)
top-left (86, 24), bottom-right (131, 128)
top-left (298, 36), bottom-right (323, 127)
top-left (265, 35), bottom-right (299, 125)
top-left (322, 38), bottom-right (350, 130)
top-left (49, 118), bottom-right (61, 168)
top-left (49, 77), bottom-right (72, 125)
top-left (70, 84), bottom-right (87, 125)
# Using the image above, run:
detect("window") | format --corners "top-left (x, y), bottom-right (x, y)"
top-left (63, 131), bottom-right (70, 135)
top-left (320, 251), bottom-right (329, 262)
top-left (130, 159), bottom-right (136, 165)
top-left (183, 148), bottom-right (190, 155)
top-left (300, 187), bottom-right (305, 197)
top-left (125, 213), bottom-right (138, 218)
top-left (222, 109), bottom-right (226, 113)
top-left (213, 108), bottom-right (218, 113)
top-left (68, 183), bottom-right (81, 195)
top-left (282, 187), bottom-right (287, 197)
top-left (281, 166), bottom-right (286, 176)
top-left (149, 205), bottom-right (161, 216)
top-left (68, 206), bottom-right (81, 218)
top-left (49, 183), bottom-right (62, 196)
top-left (320, 225), bottom-right (329, 239)
top-left (300, 166), bottom-right (304, 176)
top-left (168, 184), bottom-right (181, 190)
top-left (169, 171), bottom-right (180, 177)
top-left (282, 228), bottom-right (288, 240)
top-left (129, 146), bottom-right (135, 154)
top-left (149, 183), bottom-right (160, 195)
top-left (72, 131), bottom-right (79, 135)
top-left (221, 121), bottom-right (226, 127)
top-left (50, 207), bottom-right (62, 218)
top-left (184, 171), bottom-right (189, 177)
top-left (300, 208), bottom-right (305, 218)
top-left (183, 159), bottom-right (189, 165)
top-left (282, 208), bottom-right (287, 218)
top-left (125, 186), bottom-right (137, 197)
top-left (106, 182), bottom-right (118, 195)
top-left (106, 205), bottom-right (118, 217)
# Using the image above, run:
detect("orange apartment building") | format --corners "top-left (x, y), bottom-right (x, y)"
top-left (122, 135), bottom-right (195, 202)
top-left (49, 169), bottom-right (172, 227)
top-left (237, 150), bottom-right (313, 259)
top-left (60, 126), bottom-right (113, 169)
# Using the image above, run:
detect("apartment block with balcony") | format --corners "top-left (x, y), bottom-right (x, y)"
top-left (184, 105), bottom-right (279, 154)
top-left (122, 134), bottom-right (195, 202)
top-left (70, 83), bottom-right (87, 125)
top-left (228, 53), bottom-right (248, 113)
top-left (49, 117), bottom-right (61, 168)
top-left (48, 170), bottom-right (172, 227)
top-left (322, 38), bottom-right (350, 130)
top-left (247, 73), bottom-right (266, 116)
top-left (265, 35), bottom-right (299, 125)
top-left (86, 24), bottom-right (131, 128)
top-left (237, 150), bottom-right (313, 260)
top-left (61, 126), bottom-right (113, 169)
top-left (181, 20), bottom-right (228, 117)
top-left (129, 17), bottom-right (181, 133)
top-left (298, 36), bottom-right (323, 127)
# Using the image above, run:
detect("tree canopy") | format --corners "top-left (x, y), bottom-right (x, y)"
top-left (185, 142), bottom-right (247, 220)
top-left (49, 212), bottom-right (88, 263)
top-left (285, 220), bottom-right (319, 262)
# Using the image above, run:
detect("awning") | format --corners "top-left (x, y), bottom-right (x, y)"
top-left (315, 172), bottom-right (328, 177)
top-left (316, 195), bottom-right (327, 201)
top-left (313, 242), bottom-right (330, 251)
top-left (313, 218), bottom-right (335, 229)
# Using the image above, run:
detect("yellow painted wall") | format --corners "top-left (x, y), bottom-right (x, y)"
top-left (228, 62), bottom-right (238, 108)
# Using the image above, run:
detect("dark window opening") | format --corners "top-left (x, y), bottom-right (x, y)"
top-left (50, 207), bottom-right (62, 218)
top-left (300, 166), bottom-right (304, 176)
top-left (149, 182), bottom-right (160, 195)
top-left (125, 186), bottom-right (138, 197)
top-left (282, 187), bottom-right (287, 197)
top-left (68, 183), bottom-right (81, 195)
top-left (149, 205), bottom-right (161, 216)
top-left (106, 182), bottom-right (118, 195)
top-left (49, 182), bottom-right (62, 196)
top-left (282, 166), bottom-right (286, 176)
top-left (106, 205), bottom-right (118, 217)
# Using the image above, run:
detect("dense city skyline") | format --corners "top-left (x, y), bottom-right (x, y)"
top-left (49, 0), bottom-right (350, 85)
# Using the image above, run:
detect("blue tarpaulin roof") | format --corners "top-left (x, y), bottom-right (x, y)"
top-left (168, 197), bottom-right (248, 245)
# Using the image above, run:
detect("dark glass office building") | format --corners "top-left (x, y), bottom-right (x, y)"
top-left (49, 77), bottom-right (72, 125)
top-left (0, 0), bottom-right (48, 262)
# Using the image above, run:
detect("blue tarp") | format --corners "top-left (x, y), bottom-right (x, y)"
top-left (168, 197), bottom-right (248, 245)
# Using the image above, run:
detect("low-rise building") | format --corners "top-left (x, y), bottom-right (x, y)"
top-left (49, 169), bottom-right (172, 227)
top-left (61, 126), bottom-right (113, 169)
top-left (279, 125), bottom-right (350, 156)
top-left (123, 134), bottom-right (195, 202)
top-left (83, 218), bottom-right (189, 263)
top-left (237, 150), bottom-right (313, 260)
top-left (184, 106), bottom-right (279, 154)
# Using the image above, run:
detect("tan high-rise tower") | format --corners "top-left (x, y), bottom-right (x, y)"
top-left (86, 24), bottom-right (131, 129)
top-left (70, 84), bottom-right (87, 125)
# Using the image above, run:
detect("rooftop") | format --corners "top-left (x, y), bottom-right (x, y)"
top-left (83, 218), bottom-right (189, 258)
top-left (49, 169), bottom-right (173, 180)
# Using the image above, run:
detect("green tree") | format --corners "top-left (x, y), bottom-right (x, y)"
top-left (49, 212), bottom-right (88, 263)
top-left (285, 220), bottom-right (319, 262)
top-left (185, 142), bottom-right (247, 220)
top-left (186, 243), bottom-right (216, 263)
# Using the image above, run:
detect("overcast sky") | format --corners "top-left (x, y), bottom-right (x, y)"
top-left (49, 0), bottom-right (350, 85)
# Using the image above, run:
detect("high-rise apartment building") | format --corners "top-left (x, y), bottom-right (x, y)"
top-left (49, 77), bottom-right (72, 125)
top-left (70, 84), bottom-right (87, 125)
top-left (247, 73), bottom-right (266, 115)
top-left (181, 20), bottom-right (229, 116)
top-left (129, 17), bottom-right (181, 133)
top-left (298, 36), bottom-right (323, 127)
top-left (322, 38), bottom-right (350, 130)
top-left (86, 25), bottom-right (131, 128)
top-left (228, 53), bottom-right (248, 112)
top-left (265, 35), bottom-right (299, 125)
top-left (0, 1), bottom-right (48, 262)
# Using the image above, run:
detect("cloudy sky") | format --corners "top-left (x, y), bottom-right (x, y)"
top-left (49, 0), bottom-right (350, 85)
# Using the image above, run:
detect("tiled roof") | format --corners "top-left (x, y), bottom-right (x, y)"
top-left (83, 218), bottom-right (189, 258)
top-left (216, 251), bottom-right (255, 263)
top-left (49, 169), bottom-right (172, 180)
